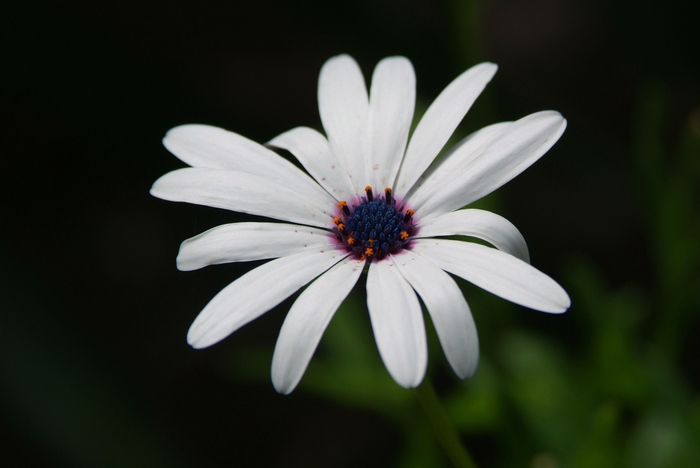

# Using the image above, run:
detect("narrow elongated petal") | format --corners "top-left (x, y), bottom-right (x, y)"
top-left (405, 121), bottom-right (511, 196)
top-left (413, 239), bottom-right (570, 313)
top-left (366, 259), bottom-right (427, 388)
top-left (411, 111), bottom-right (567, 219)
top-left (150, 168), bottom-right (332, 228)
top-left (187, 248), bottom-right (347, 349)
top-left (415, 209), bottom-right (530, 263)
top-left (367, 56), bottom-right (415, 190)
top-left (267, 126), bottom-right (355, 202)
top-left (177, 222), bottom-right (335, 271)
top-left (391, 251), bottom-right (479, 379)
top-left (271, 257), bottom-right (366, 394)
top-left (318, 55), bottom-right (369, 194)
top-left (393, 62), bottom-right (498, 196)
top-left (163, 124), bottom-right (334, 204)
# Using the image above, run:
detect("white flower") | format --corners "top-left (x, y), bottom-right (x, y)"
top-left (151, 54), bottom-right (570, 394)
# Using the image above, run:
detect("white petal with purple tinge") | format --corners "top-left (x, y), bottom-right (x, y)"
top-left (394, 62), bottom-right (498, 196)
top-left (187, 247), bottom-right (347, 349)
top-left (151, 168), bottom-right (332, 228)
top-left (391, 251), bottom-right (479, 379)
top-left (366, 259), bottom-right (427, 388)
top-left (163, 124), bottom-right (332, 203)
top-left (318, 54), bottom-right (369, 194)
top-left (268, 126), bottom-right (355, 202)
top-left (367, 56), bottom-right (415, 191)
top-left (413, 239), bottom-right (570, 313)
top-left (405, 121), bottom-right (511, 196)
top-left (177, 222), bottom-right (335, 271)
top-left (415, 209), bottom-right (530, 263)
top-left (410, 111), bottom-right (567, 220)
top-left (272, 257), bottom-right (365, 394)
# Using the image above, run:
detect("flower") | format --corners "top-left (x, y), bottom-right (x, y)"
top-left (151, 54), bottom-right (570, 394)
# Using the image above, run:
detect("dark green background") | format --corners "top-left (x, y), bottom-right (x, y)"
top-left (2, 1), bottom-right (699, 466)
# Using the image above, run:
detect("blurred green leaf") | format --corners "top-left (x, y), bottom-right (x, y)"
top-left (623, 406), bottom-right (700, 468)
top-left (446, 358), bottom-right (504, 432)
top-left (634, 85), bottom-right (700, 360)
top-left (572, 402), bottom-right (621, 468)
top-left (498, 331), bottom-right (588, 457)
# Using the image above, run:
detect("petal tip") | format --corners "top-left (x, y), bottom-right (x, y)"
top-left (473, 61), bottom-right (498, 79)
top-left (187, 337), bottom-right (207, 350)
top-left (161, 125), bottom-right (180, 145)
top-left (175, 255), bottom-right (191, 272)
top-left (273, 385), bottom-right (294, 396)
top-left (149, 177), bottom-right (168, 199)
top-left (544, 290), bottom-right (571, 314)
top-left (378, 55), bottom-right (412, 66)
top-left (162, 123), bottom-right (201, 147)
top-left (558, 295), bottom-right (572, 313)
top-left (271, 373), bottom-right (297, 395)
top-left (455, 358), bottom-right (479, 380)
top-left (149, 172), bottom-right (184, 202)
top-left (482, 61), bottom-right (499, 72)
top-left (186, 324), bottom-right (217, 349)
top-left (271, 375), bottom-right (294, 395)
top-left (323, 53), bottom-right (357, 69)
top-left (537, 110), bottom-right (566, 123)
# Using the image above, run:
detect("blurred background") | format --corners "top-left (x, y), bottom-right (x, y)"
top-left (2, 0), bottom-right (699, 466)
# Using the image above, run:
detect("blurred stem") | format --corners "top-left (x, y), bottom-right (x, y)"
top-left (416, 379), bottom-right (478, 468)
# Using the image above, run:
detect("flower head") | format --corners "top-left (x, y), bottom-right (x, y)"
top-left (151, 55), bottom-right (570, 394)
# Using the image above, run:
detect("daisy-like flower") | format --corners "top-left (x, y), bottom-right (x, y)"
top-left (151, 54), bottom-right (570, 394)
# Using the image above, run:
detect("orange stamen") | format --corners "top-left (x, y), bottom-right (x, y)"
top-left (338, 200), bottom-right (350, 215)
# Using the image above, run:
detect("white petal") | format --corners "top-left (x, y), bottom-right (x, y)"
top-left (150, 168), bottom-right (332, 228)
top-left (412, 239), bottom-right (570, 313)
top-left (411, 111), bottom-right (567, 220)
top-left (271, 257), bottom-right (365, 394)
top-left (163, 124), bottom-right (334, 204)
top-left (415, 209), bottom-right (530, 263)
top-left (318, 54), bottom-right (369, 194)
top-left (267, 126), bottom-right (355, 202)
top-left (393, 62), bottom-right (498, 196)
top-left (404, 121), bottom-right (511, 197)
top-left (391, 251), bottom-right (479, 379)
top-left (367, 56), bottom-right (415, 191)
top-left (366, 259), bottom-right (427, 388)
top-left (177, 222), bottom-right (335, 271)
top-left (187, 248), bottom-right (348, 349)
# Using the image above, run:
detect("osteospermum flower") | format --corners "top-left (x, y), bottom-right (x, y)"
top-left (151, 54), bottom-right (570, 394)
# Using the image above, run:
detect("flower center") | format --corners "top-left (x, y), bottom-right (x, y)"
top-left (333, 186), bottom-right (414, 261)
